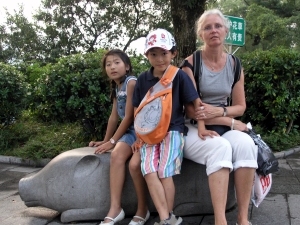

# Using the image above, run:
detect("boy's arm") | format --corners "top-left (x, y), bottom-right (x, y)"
top-left (132, 107), bottom-right (144, 153)
top-left (192, 98), bottom-right (219, 140)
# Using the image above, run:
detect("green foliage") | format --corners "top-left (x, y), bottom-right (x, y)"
top-left (211, 0), bottom-right (300, 53)
top-left (245, 4), bottom-right (292, 50)
top-left (0, 6), bottom-right (43, 64)
top-left (0, 63), bottom-right (26, 128)
top-left (29, 49), bottom-right (149, 140)
top-left (130, 54), bottom-right (151, 76)
top-left (0, 0), bottom-right (176, 65)
top-left (29, 50), bottom-right (109, 138)
top-left (0, 111), bottom-right (86, 160)
top-left (253, 125), bottom-right (300, 152)
top-left (241, 47), bottom-right (300, 133)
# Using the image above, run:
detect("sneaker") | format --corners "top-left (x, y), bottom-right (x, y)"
top-left (157, 213), bottom-right (182, 225)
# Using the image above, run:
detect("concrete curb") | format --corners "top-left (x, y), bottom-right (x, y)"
top-left (0, 155), bottom-right (51, 167)
top-left (1, 146), bottom-right (299, 168)
top-left (274, 146), bottom-right (300, 159)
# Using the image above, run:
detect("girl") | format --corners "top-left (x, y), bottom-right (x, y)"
top-left (89, 49), bottom-right (150, 225)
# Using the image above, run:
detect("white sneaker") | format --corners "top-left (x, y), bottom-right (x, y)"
top-left (156, 213), bottom-right (182, 225)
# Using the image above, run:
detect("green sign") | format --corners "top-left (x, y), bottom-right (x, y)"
top-left (224, 15), bottom-right (245, 46)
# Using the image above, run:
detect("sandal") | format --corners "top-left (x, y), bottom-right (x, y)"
top-left (100, 209), bottom-right (125, 225)
top-left (128, 210), bottom-right (150, 225)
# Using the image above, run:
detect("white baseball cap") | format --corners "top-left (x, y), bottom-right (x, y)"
top-left (144, 28), bottom-right (176, 54)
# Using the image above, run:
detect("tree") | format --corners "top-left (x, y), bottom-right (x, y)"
top-left (0, 6), bottom-right (43, 64)
top-left (35, 0), bottom-right (172, 56)
top-left (212, 0), bottom-right (300, 52)
top-left (170, 0), bottom-right (207, 64)
top-left (1, 0), bottom-right (208, 65)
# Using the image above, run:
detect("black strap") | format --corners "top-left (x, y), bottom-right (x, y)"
top-left (231, 54), bottom-right (241, 89)
top-left (193, 50), bottom-right (202, 97)
top-left (179, 59), bottom-right (193, 71)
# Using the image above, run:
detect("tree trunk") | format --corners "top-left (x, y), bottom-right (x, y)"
top-left (170, 0), bottom-right (206, 65)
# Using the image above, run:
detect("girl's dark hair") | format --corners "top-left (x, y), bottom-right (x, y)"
top-left (102, 49), bottom-right (133, 100)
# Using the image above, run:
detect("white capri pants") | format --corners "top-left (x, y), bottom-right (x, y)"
top-left (184, 122), bottom-right (258, 176)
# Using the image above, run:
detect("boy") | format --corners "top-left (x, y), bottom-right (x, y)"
top-left (132, 28), bottom-right (215, 225)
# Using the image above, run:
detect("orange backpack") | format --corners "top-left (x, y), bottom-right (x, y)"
top-left (134, 65), bottom-right (179, 145)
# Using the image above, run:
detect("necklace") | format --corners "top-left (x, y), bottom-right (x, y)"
top-left (202, 51), bottom-right (224, 71)
top-left (202, 53), bottom-right (216, 71)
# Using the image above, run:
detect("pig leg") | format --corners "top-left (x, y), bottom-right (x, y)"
top-left (60, 208), bottom-right (102, 223)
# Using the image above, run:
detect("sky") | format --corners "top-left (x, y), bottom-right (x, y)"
top-left (0, 0), bottom-right (40, 21)
top-left (0, 0), bottom-right (145, 54)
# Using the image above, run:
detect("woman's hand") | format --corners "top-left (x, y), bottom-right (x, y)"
top-left (232, 119), bottom-right (248, 132)
top-left (195, 103), bottom-right (222, 120)
top-left (94, 142), bottom-right (114, 154)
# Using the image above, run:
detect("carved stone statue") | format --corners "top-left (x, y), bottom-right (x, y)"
top-left (19, 147), bottom-right (235, 223)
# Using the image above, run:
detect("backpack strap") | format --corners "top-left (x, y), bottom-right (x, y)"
top-left (228, 54), bottom-right (242, 105)
top-left (179, 59), bottom-right (193, 71)
top-left (135, 65), bottom-right (178, 115)
top-left (160, 65), bottom-right (179, 86)
top-left (193, 50), bottom-right (202, 97)
top-left (231, 54), bottom-right (241, 89)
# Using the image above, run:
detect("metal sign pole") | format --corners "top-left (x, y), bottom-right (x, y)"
top-left (229, 45), bottom-right (232, 54)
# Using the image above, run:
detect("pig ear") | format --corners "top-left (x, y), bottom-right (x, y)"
top-left (74, 155), bottom-right (100, 178)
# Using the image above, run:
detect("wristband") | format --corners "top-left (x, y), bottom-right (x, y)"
top-left (231, 118), bottom-right (235, 130)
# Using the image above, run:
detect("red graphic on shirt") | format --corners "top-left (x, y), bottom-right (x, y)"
top-left (161, 33), bottom-right (165, 39)
top-left (147, 34), bottom-right (157, 46)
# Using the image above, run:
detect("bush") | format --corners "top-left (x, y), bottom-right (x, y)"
top-left (0, 63), bottom-right (26, 128)
top-left (29, 49), bottom-right (149, 140)
top-left (0, 111), bottom-right (87, 160)
top-left (241, 47), bottom-right (300, 133)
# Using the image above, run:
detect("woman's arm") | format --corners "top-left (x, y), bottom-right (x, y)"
top-left (228, 68), bottom-right (246, 117)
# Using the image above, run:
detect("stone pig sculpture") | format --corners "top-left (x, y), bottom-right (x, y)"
top-left (19, 147), bottom-right (236, 223)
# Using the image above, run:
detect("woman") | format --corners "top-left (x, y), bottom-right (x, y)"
top-left (181, 9), bottom-right (258, 225)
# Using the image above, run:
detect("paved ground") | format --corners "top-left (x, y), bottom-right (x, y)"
top-left (0, 148), bottom-right (300, 225)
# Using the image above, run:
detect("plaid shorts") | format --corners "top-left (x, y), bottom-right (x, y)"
top-left (140, 131), bottom-right (184, 178)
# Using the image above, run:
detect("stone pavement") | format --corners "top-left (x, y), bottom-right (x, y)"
top-left (0, 148), bottom-right (300, 225)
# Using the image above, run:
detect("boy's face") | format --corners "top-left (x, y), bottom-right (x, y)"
top-left (145, 47), bottom-right (176, 75)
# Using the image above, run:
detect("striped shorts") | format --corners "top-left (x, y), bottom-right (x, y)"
top-left (140, 131), bottom-right (184, 178)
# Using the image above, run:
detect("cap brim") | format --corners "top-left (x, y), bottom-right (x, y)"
top-left (144, 45), bottom-right (173, 54)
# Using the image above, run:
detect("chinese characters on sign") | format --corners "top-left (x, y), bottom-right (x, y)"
top-left (224, 16), bottom-right (245, 46)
